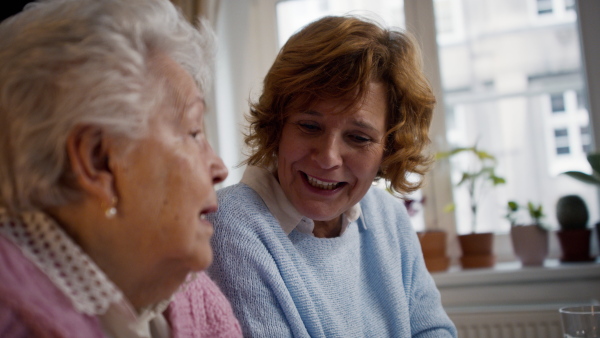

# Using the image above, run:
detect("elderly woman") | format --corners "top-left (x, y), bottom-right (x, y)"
top-left (205, 16), bottom-right (457, 337)
top-left (0, 0), bottom-right (242, 336)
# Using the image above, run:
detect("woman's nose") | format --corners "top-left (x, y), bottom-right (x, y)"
top-left (312, 135), bottom-right (343, 170)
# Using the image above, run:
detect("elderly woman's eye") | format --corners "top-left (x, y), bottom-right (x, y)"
top-left (190, 130), bottom-right (203, 140)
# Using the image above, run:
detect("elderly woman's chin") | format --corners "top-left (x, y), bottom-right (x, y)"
top-left (189, 235), bottom-right (214, 272)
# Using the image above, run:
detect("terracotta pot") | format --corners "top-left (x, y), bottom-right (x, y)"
top-left (458, 232), bottom-right (495, 269)
top-left (418, 230), bottom-right (450, 272)
top-left (557, 229), bottom-right (594, 262)
top-left (510, 225), bottom-right (548, 266)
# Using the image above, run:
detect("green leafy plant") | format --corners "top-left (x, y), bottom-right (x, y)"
top-left (563, 153), bottom-right (600, 185)
top-left (436, 145), bottom-right (506, 234)
top-left (505, 200), bottom-right (547, 230)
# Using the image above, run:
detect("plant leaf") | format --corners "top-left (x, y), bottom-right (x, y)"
top-left (588, 153), bottom-right (600, 175)
top-left (443, 203), bottom-right (455, 213)
top-left (457, 172), bottom-right (474, 186)
top-left (435, 147), bottom-right (472, 159)
top-left (563, 171), bottom-right (600, 185)
top-left (475, 150), bottom-right (495, 160)
top-left (490, 175), bottom-right (506, 185)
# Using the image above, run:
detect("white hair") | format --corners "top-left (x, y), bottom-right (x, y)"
top-left (0, 0), bottom-right (215, 213)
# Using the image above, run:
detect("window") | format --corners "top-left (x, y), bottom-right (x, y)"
top-left (554, 128), bottom-right (570, 155)
top-left (434, 0), bottom-right (596, 234)
top-left (551, 93), bottom-right (566, 113)
top-left (537, 0), bottom-right (553, 15)
top-left (576, 90), bottom-right (586, 109)
top-left (276, 0), bottom-right (405, 47)
top-left (532, 0), bottom-right (577, 21)
top-left (432, 0), bottom-right (464, 44)
top-left (565, 0), bottom-right (576, 11)
top-left (581, 125), bottom-right (591, 153)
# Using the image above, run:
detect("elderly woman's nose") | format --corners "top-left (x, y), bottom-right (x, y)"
top-left (313, 136), bottom-right (343, 169)
top-left (210, 150), bottom-right (228, 185)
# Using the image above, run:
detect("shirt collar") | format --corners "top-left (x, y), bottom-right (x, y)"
top-left (0, 208), bottom-right (170, 337)
top-left (241, 165), bottom-right (362, 236)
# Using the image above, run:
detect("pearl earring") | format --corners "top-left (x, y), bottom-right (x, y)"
top-left (104, 197), bottom-right (118, 219)
top-left (105, 206), bottom-right (117, 218)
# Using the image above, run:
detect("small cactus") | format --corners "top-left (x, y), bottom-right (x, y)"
top-left (556, 195), bottom-right (589, 231)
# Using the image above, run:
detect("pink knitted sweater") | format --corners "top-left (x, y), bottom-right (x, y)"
top-left (0, 235), bottom-right (242, 337)
top-left (168, 273), bottom-right (243, 337)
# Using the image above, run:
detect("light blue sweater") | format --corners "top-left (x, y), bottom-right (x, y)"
top-left (207, 183), bottom-right (457, 337)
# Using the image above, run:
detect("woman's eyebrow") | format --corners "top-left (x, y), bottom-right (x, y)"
top-left (298, 110), bottom-right (322, 117)
top-left (186, 96), bottom-right (205, 111)
top-left (298, 110), bottom-right (379, 132)
top-left (351, 120), bottom-right (378, 132)
top-left (176, 96), bottom-right (205, 125)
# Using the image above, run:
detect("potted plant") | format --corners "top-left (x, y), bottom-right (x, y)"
top-left (436, 145), bottom-right (506, 269)
top-left (410, 198), bottom-right (450, 273)
top-left (555, 195), bottom-right (594, 262)
top-left (417, 230), bottom-right (450, 273)
top-left (505, 201), bottom-right (549, 266)
top-left (562, 152), bottom-right (600, 251)
top-left (390, 191), bottom-right (450, 273)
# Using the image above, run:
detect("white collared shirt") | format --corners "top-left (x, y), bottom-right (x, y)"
top-left (240, 165), bottom-right (362, 236)
top-left (0, 209), bottom-right (170, 338)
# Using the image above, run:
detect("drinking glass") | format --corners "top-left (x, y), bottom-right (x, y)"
top-left (560, 305), bottom-right (600, 338)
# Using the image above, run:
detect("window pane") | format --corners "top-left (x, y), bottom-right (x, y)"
top-left (551, 92), bottom-right (566, 112)
top-left (537, 0), bottom-right (553, 15)
top-left (434, 0), bottom-right (597, 234)
top-left (276, 0), bottom-right (405, 47)
top-left (565, 0), bottom-right (576, 11)
top-left (581, 125), bottom-right (591, 153)
top-left (554, 128), bottom-right (570, 155)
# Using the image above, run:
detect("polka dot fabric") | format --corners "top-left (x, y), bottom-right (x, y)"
top-left (0, 209), bottom-right (123, 316)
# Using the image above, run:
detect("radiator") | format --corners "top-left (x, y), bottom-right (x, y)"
top-left (447, 305), bottom-right (564, 338)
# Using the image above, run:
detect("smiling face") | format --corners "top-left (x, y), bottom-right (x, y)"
top-left (107, 54), bottom-right (227, 297)
top-left (277, 82), bottom-right (387, 228)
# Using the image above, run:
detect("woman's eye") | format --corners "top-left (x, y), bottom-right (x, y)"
top-left (190, 130), bottom-right (203, 140)
top-left (297, 122), bottom-right (320, 133)
top-left (348, 134), bottom-right (372, 144)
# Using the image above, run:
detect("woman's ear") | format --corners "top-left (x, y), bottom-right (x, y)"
top-left (65, 125), bottom-right (116, 205)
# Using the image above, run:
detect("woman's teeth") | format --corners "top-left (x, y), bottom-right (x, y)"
top-left (307, 175), bottom-right (339, 190)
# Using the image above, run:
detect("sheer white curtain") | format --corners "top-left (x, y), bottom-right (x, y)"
top-left (212, 0), bottom-right (279, 186)
top-left (171, 0), bottom-right (279, 186)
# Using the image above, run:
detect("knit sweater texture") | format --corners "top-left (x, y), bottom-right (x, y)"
top-left (0, 234), bottom-right (242, 337)
top-left (207, 183), bottom-right (457, 337)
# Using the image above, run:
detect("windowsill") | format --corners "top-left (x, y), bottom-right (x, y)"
top-left (432, 258), bottom-right (600, 287)
top-left (431, 258), bottom-right (600, 310)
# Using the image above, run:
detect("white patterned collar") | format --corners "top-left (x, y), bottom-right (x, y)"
top-left (240, 165), bottom-right (361, 236)
top-left (0, 208), bottom-right (171, 338)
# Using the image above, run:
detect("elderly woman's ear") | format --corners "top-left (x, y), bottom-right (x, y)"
top-left (65, 125), bottom-right (118, 210)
